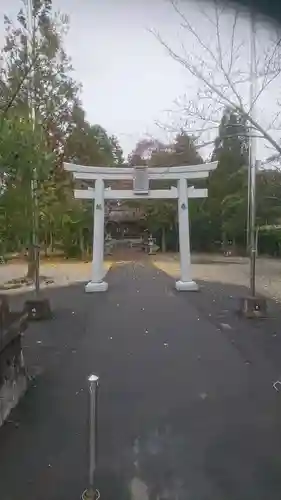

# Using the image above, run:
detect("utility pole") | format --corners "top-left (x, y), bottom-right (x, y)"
top-left (241, 7), bottom-right (267, 317)
top-left (27, 0), bottom-right (40, 296)
top-left (248, 7), bottom-right (257, 296)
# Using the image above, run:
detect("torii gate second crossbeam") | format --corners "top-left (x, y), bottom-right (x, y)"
top-left (64, 162), bottom-right (218, 292)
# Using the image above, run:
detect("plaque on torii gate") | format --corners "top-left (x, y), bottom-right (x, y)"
top-left (64, 162), bottom-right (218, 292)
top-left (133, 165), bottom-right (149, 194)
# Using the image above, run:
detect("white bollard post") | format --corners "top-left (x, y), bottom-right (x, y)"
top-left (82, 374), bottom-right (100, 500)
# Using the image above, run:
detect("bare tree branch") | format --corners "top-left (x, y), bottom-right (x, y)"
top-left (213, 1), bottom-right (244, 108)
top-left (249, 35), bottom-right (281, 111)
top-left (228, 9), bottom-right (239, 74)
top-left (151, 0), bottom-right (281, 156)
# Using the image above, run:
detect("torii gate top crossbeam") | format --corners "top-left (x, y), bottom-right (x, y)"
top-left (64, 162), bottom-right (217, 180)
top-left (74, 186), bottom-right (208, 200)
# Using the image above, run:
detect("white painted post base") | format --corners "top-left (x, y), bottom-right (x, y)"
top-left (175, 280), bottom-right (199, 292)
top-left (176, 280), bottom-right (199, 292)
top-left (85, 281), bottom-right (108, 293)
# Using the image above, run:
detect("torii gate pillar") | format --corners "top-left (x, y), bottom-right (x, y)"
top-left (85, 179), bottom-right (108, 292)
top-left (176, 178), bottom-right (198, 291)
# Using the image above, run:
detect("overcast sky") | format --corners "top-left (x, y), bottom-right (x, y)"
top-left (1, 0), bottom-right (280, 161)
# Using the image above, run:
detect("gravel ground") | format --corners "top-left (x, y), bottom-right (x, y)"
top-left (2, 254), bottom-right (281, 301)
top-left (153, 253), bottom-right (281, 302)
top-left (0, 260), bottom-right (112, 294)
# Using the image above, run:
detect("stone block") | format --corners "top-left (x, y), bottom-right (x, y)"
top-left (0, 295), bottom-right (28, 427)
top-left (239, 295), bottom-right (267, 318)
top-left (0, 294), bottom-right (10, 329)
top-left (24, 297), bottom-right (52, 321)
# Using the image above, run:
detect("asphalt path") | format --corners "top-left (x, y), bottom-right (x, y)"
top-left (0, 261), bottom-right (281, 500)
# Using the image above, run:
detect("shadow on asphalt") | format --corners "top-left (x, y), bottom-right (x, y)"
top-left (1, 266), bottom-right (281, 500)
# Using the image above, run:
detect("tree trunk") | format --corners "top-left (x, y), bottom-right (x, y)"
top-left (222, 231), bottom-right (227, 255)
top-left (232, 237), bottom-right (236, 256)
top-left (26, 245), bottom-right (36, 280)
top-left (79, 228), bottom-right (85, 258)
top-left (161, 226), bottom-right (166, 253)
top-left (44, 230), bottom-right (48, 258)
top-left (50, 230), bottom-right (54, 253)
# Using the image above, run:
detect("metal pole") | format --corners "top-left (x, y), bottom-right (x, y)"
top-left (83, 374), bottom-right (99, 500)
top-left (255, 225), bottom-right (259, 258)
top-left (27, 0), bottom-right (40, 296)
top-left (246, 157), bottom-right (251, 251)
top-left (249, 163), bottom-right (257, 296)
top-left (249, 8), bottom-right (257, 297)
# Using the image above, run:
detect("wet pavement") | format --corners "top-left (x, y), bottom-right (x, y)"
top-left (0, 261), bottom-right (281, 500)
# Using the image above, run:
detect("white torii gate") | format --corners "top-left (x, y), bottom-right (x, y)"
top-left (64, 162), bottom-right (217, 292)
